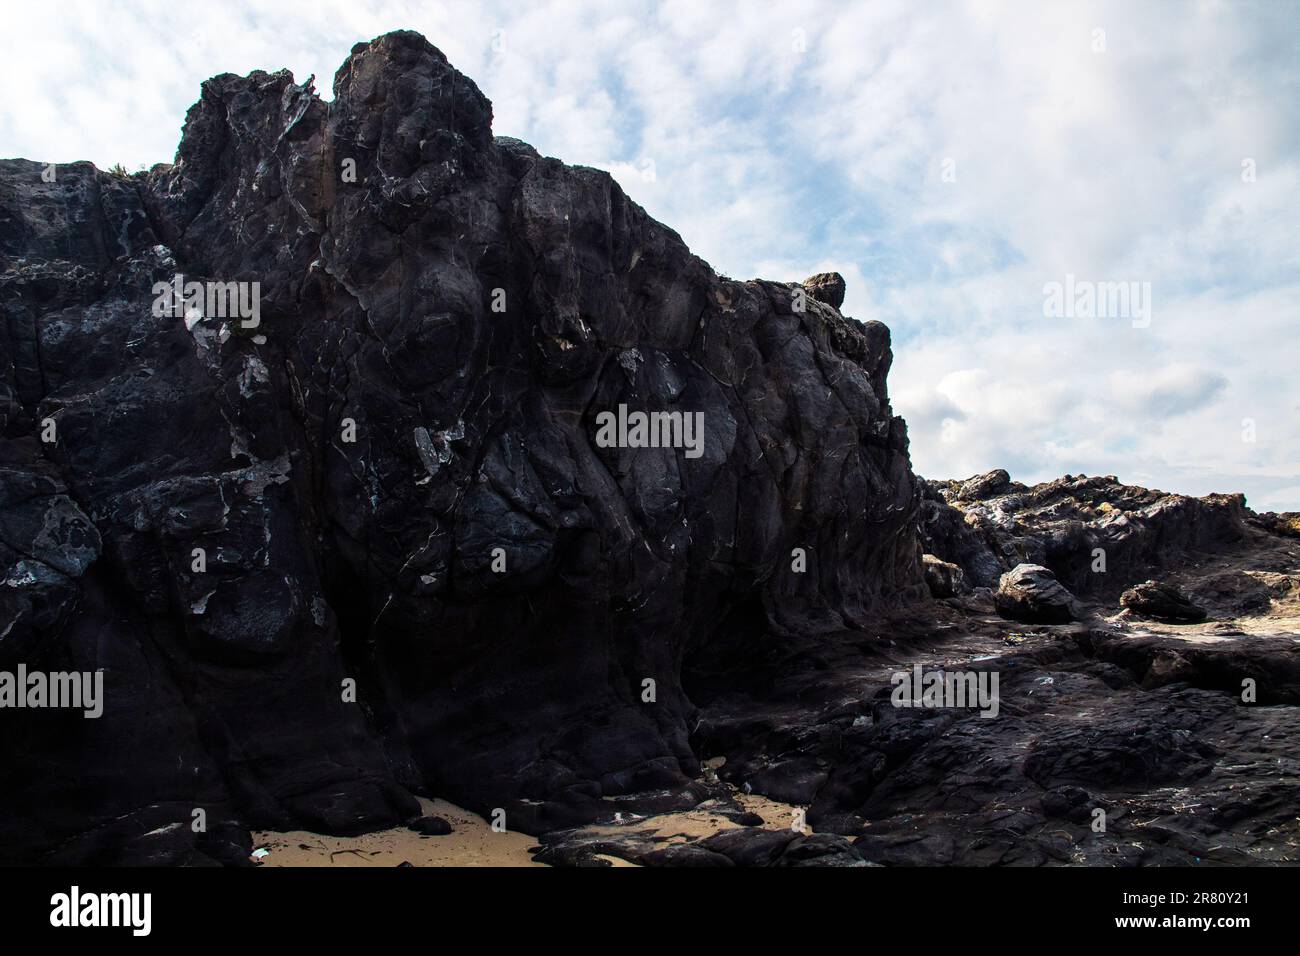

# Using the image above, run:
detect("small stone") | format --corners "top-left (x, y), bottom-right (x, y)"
top-left (407, 816), bottom-right (453, 836)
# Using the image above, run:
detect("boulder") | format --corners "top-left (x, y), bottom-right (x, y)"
top-left (699, 828), bottom-right (796, 866)
top-left (922, 554), bottom-right (966, 598)
top-left (774, 833), bottom-right (873, 867)
top-left (801, 272), bottom-right (846, 310)
top-left (956, 468), bottom-right (1013, 501)
top-left (407, 816), bottom-right (453, 836)
top-left (1119, 581), bottom-right (1207, 623)
top-left (995, 564), bottom-right (1079, 623)
top-left (640, 844), bottom-right (735, 867)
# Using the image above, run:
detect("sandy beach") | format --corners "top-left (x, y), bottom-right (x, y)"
top-left (251, 791), bottom-right (809, 867)
top-left (251, 798), bottom-right (547, 867)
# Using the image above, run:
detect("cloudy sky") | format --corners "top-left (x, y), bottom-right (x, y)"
top-left (4, 0), bottom-right (1298, 508)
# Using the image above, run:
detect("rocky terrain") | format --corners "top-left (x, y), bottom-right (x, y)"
top-left (1, 30), bottom-right (1296, 866)
top-left (541, 473), bottom-right (1299, 867)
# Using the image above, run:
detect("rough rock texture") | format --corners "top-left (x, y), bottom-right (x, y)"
top-left (921, 471), bottom-right (1252, 599)
top-left (921, 553), bottom-right (964, 598)
top-left (1253, 512), bottom-right (1300, 539)
top-left (917, 479), bottom-right (1004, 589)
top-left (1120, 580), bottom-right (1207, 624)
top-left (995, 563), bottom-right (1079, 624)
top-left (801, 272), bottom-right (846, 311)
top-left (0, 31), bottom-right (922, 863)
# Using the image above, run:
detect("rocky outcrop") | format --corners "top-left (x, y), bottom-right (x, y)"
top-left (918, 479), bottom-right (1004, 589)
top-left (1253, 512), bottom-right (1300, 538)
top-left (0, 31), bottom-right (923, 863)
top-left (921, 471), bottom-right (1253, 599)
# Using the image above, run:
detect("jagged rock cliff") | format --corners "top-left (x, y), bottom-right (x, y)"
top-left (919, 470), bottom-right (1252, 597)
top-left (0, 31), bottom-right (923, 863)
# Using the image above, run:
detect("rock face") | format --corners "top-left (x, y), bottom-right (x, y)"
top-left (0, 31), bottom-right (923, 862)
top-left (917, 480), bottom-right (1004, 589)
top-left (995, 563), bottom-right (1079, 624)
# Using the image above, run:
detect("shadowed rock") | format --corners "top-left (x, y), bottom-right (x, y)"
top-left (995, 563), bottom-right (1078, 623)
top-left (1120, 580), bottom-right (1207, 623)
top-left (0, 30), bottom-right (922, 862)
top-left (922, 553), bottom-right (965, 598)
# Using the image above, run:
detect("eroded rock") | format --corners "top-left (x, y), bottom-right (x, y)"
top-left (801, 272), bottom-right (846, 310)
top-left (995, 563), bottom-right (1079, 624)
top-left (922, 553), bottom-right (965, 598)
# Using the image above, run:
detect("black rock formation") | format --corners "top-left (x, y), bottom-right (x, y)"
top-left (0, 31), bottom-right (922, 863)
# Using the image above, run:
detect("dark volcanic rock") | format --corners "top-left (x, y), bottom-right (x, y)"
top-left (917, 480), bottom-right (1004, 589)
top-left (1186, 570), bottom-right (1274, 617)
top-left (1040, 785), bottom-right (1096, 823)
top-left (775, 833), bottom-right (872, 866)
top-left (1120, 581), bottom-right (1207, 623)
top-left (699, 827), bottom-right (796, 866)
top-left (1023, 722), bottom-right (1220, 790)
top-left (640, 844), bottom-right (736, 867)
top-left (995, 563), bottom-right (1078, 623)
top-left (0, 31), bottom-right (923, 861)
top-left (5, 28), bottom-right (1296, 871)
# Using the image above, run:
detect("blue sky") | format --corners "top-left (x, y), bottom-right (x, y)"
top-left (4, 0), bottom-right (1298, 509)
